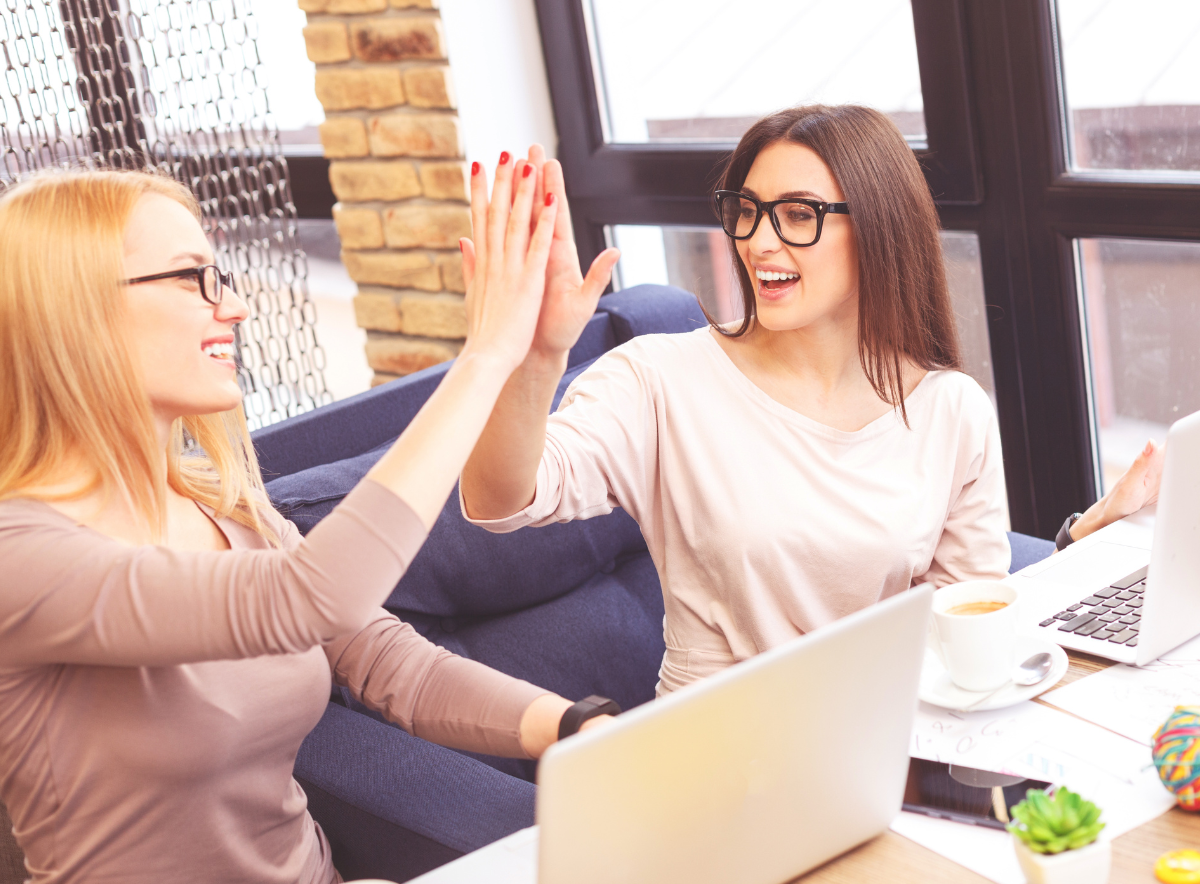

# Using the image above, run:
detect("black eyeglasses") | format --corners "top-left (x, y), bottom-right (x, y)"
top-left (120, 264), bottom-right (235, 306)
top-left (714, 190), bottom-right (850, 248)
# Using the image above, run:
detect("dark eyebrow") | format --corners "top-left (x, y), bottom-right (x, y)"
top-left (740, 186), bottom-right (827, 202)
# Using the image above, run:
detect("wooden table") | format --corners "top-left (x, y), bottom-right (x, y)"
top-left (796, 651), bottom-right (1200, 883)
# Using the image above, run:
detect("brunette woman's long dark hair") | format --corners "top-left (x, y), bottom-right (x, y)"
top-left (711, 104), bottom-right (961, 425)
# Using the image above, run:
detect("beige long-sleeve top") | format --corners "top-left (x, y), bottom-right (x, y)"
top-left (0, 480), bottom-right (547, 884)
top-left (466, 329), bottom-right (1010, 693)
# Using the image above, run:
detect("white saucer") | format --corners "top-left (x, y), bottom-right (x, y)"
top-left (918, 634), bottom-right (1069, 712)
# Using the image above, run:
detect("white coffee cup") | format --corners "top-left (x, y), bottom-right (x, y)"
top-left (932, 580), bottom-right (1019, 692)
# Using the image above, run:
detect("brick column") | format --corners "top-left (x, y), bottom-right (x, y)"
top-left (301, 0), bottom-right (469, 384)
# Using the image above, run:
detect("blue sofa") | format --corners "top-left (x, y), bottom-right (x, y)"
top-left (253, 285), bottom-right (1056, 883)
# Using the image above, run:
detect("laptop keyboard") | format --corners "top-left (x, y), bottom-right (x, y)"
top-left (1037, 565), bottom-right (1148, 647)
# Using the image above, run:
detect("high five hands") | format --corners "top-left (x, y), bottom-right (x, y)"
top-left (456, 150), bottom-right (559, 374)
top-left (460, 147), bottom-right (621, 366)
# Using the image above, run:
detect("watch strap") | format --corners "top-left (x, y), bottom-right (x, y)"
top-left (558, 695), bottom-right (621, 741)
top-left (1055, 512), bottom-right (1084, 552)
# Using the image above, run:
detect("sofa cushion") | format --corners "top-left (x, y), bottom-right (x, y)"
top-left (347, 552), bottom-right (667, 783)
top-left (1008, 531), bottom-right (1055, 573)
top-left (405, 553), bottom-right (665, 712)
top-left (294, 701), bottom-right (536, 877)
top-left (266, 357), bottom-right (649, 618)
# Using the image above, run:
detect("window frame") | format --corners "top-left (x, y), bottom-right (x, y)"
top-left (530, 0), bottom-right (1200, 539)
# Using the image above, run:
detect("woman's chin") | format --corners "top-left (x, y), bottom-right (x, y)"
top-left (753, 299), bottom-right (803, 331)
top-left (179, 389), bottom-right (244, 419)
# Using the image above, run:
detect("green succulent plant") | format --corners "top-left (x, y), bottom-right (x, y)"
top-left (1007, 787), bottom-right (1105, 854)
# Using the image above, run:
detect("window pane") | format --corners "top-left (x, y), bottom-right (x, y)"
top-left (610, 225), bottom-right (743, 322)
top-left (585, 1), bottom-right (925, 144)
top-left (1057, 0), bottom-right (1200, 175)
top-left (250, 0), bottom-right (325, 143)
top-left (1079, 238), bottom-right (1200, 493)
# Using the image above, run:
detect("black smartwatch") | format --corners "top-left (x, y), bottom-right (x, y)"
top-left (557, 695), bottom-right (621, 740)
top-left (1055, 512), bottom-right (1083, 551)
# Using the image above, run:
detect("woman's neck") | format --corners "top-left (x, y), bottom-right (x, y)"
top-left (714, 305), bottom-right (925, 433)
top-left (749, 313), bottom-right (864, 395)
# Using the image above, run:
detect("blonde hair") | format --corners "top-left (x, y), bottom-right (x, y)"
top-left (0, 169), bottom-right (278, 544)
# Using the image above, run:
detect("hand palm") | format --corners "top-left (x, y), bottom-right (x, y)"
top-left (522, 150), bottom-right (618, 358)
top-left (533, 231), bottom-right (596, 356)
top-left (1105, 440), bottom-right (1166, 520)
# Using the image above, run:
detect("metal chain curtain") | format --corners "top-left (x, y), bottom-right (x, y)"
top-left (0, 0), bottom-right (331, 428)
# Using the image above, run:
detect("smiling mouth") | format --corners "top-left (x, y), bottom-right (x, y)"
top-left (755, 268), bottom-right (799, 295)
top-left (202, 342), bottom-right (236, 362)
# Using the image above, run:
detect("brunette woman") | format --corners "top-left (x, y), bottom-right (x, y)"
top-left (0, 159), bottom-right (598, 884)
top-left (460, 106), bottom-right (1154, 695)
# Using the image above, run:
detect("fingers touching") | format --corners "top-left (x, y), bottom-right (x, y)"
top-left (541, 159), bottom-right (574, 245)
top-left (486, 152), bottom-right (517, 287)
top-left (522, 192), bottom-right (558, 292)
top-left (470, 152), bottom-right (547, 276)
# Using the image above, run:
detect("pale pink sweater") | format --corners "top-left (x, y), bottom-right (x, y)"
top-left (0, 480), bottom-right (546, 884)
top-left (466, 329), bottom-right (1010, 693)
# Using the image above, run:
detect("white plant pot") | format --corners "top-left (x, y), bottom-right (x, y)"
top-left (1012, 837), bottom-right (1111, 884)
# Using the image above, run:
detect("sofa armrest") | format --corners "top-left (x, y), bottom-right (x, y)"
top-left (295, 701), bottom-right (535, 882)
top-left (596, 284), bottom-right (708, 343)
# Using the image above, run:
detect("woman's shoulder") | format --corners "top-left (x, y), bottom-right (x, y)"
top-left (610, 325), bottom-right (713, 359)
top-left (556, 327), bottom-right (718, 413)
top-left (919, 369), bottom-right (994, 407)
top-left (593, 326), bottom-right (720, 379)
top-left (0, 496), bottom-right (76, 534)
top-left (913, 370), bottom-right (999, 428)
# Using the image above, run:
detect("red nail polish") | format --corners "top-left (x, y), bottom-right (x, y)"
top-left (458, 239), bottom-right (464, 254)
top-left (500, 151), bottom-right (510, 165)
top-left (522, 163), bottom-right (533, 179)
top-left (471, 161), bottom-right (479, 176)
top-left (545, 193), bottom-right (555, 206)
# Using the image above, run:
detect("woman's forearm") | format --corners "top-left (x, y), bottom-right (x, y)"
top-left (1068, 497), bottom-right (1109, 543)
top-left (518, 693), bottom-right (574, 757)
top-left (460, 349), bottom-right (568, 520)
top-left (366, 347), bottom-right (529, 528)
top-left (518, 693), bottom-right (613, 757)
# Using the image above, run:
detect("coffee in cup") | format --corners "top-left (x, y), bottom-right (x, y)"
top-left (932, 581), bottom-right (1019, 692)
top-left (945, 600), bottom-right (1009, 617)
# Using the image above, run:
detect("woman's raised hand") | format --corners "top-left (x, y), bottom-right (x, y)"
top-left (459, 152), bottom-right (559, 373)
top-left (462, 146), bottom-right (619, 365)
top-left (525, 146), bottom-right (620, 359)
top-left (457, 147), bottom-right (619, 523)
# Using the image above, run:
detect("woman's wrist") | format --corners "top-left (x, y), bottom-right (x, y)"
top-left (522, 346), bottom-right (570, 379)
top-left (454, 341), bottom-right (525, 379)
top-left (1069, 498), bottom-right (1110, 543)
top-left (518, 693), bottom-right (573, 759)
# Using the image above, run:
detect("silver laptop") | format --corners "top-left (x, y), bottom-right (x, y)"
top-left (411, 585), bottom-right (932, 884)
top-left (532, 584), bottom-right (933, 884)
top-left (1011, 408), bottom-right (1200, 665)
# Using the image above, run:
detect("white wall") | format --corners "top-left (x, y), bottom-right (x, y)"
top-left (439, 0), bottom-right (559, 168)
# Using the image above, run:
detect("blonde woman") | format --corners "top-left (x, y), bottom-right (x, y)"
top-left (0, 160), bottom-right (606, 883)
